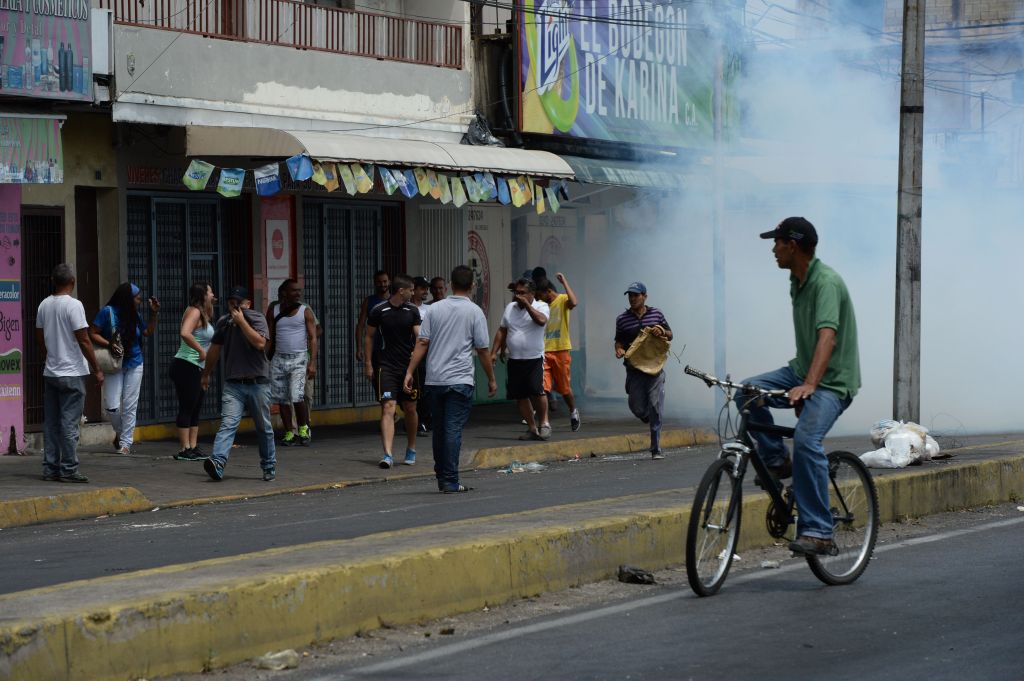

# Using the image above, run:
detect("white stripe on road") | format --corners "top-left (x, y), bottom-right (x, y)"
top-left (321, 515), bottom-right (1024, 679)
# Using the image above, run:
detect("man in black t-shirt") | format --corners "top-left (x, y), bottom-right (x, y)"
top-left (364, 274), bottom-right (422, 469)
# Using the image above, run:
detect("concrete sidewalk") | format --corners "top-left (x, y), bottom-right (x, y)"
top-left (3, 435), bottom-right (1024, 681)
top-left (0, 401), bottom-right (716, 528)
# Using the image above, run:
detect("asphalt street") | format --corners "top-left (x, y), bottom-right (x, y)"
top-left (297, 512), bottom-right (1024, 681)
top-left (2, 444), bottom-right (716, 593)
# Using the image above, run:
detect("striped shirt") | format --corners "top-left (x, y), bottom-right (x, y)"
top-left (615, 306), bottom-right (671, 349)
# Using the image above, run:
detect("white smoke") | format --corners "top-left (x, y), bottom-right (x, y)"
top-left (578, 2), bottom-right (1023, 437)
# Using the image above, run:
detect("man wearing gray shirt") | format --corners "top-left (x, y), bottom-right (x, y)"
top-left (201, 286), bottom-right (276, 482)
top-left (405, 265), bottom-right (496, 493)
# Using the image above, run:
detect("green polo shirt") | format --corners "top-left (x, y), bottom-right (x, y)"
top-left (789, 258), bottom-right (861, 399)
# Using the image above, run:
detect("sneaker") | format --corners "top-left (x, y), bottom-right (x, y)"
top-left (403, 448), bottom-right (416, 465)
top-left (203, 458), bottom-right (224, 481)
top-left (174, 447), bottom-right (206, 461)
top-left (263, 468), bottom-right (276, 482)
top-left (789, 535), bottom-right (836, 556)
top-left (419, 422), bottom-right (429, 433)
top-left (298, 425), bottom-right (311, 446)
top-left (118, 445), bottom-right (132, 456)
top-left (519, 430), bottom-right (541, 441)
top-left (281, 431), bottom-right (296, 447)
top-left (379, 454), bottom-right (393, 469)
top-left (570, 410), bottom-right (581, 432)
top-left (59, 472), bottom-right (89, 483)
top-left (42, 472), bottom-right (61, 482)
top-left (440, 483), bottom-right (471, 494)
top-left (651, 450), bottom-right (666, 460)
top-left (539, 424), bottom-right (552, 440)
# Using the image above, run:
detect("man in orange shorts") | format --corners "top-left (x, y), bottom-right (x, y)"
top-left (537, 274), bottom-right (580, 431)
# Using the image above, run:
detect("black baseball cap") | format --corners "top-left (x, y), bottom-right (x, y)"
top-left (227, 286), bottom-right (250, 301)
top-left (760, 217), bottom-right (818, 246)
top-left (413, 276), bottom-right (430, 288)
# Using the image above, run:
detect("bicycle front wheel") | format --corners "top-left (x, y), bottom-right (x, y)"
top-left (686, 457), bottom-right (742, 597)
top-left (806, 451), bottom-right (879, 585)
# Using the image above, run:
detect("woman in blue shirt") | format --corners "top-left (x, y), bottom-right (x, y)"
top-left (89, 282), bottom-right (160, 455)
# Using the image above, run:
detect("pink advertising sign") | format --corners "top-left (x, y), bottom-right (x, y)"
top-left (0, 185), bottom-right (23, 454)
top-left (0, 116), bottom-right (64, 184)
top-left (0, 0), bottom-right (93, 102)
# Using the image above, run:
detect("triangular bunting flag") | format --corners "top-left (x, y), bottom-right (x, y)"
top-left (254, 163), bottom-right (281, 196)
top-left (322, 162), bottom-right (339, 192)
top-left (451, 174), bottom-right (468, 207)
top-left (438, 173), bottom-right (453, 204)
top-left (536, 186), bottom-right (546, 214)
top-left (381, 167), bottom-right (399, 195)
top-left (310, 162), bottom-right (328, 186)
top-left (545, 186), bottom-right (560, 213)
top-left (427, 169), bottom-right (442, 199)
top-left (413, 167), bottom-right (431, 196)
top-left (337, 164), bottom-right (357, 195)
top-left (509, 177), bottom-right (524, 207)
top-left (400, 170), bottom-right (418, 198)
top-left (286, 153), bottom-right (314, 182)
top-left (497, 176), bottom-right (511, 205)
top-left (217, 168), bottom-right (245, 198)
top-left (182, 160), bottom-right (214, 191)
top-left (352, 163), bottom-right (374, 193)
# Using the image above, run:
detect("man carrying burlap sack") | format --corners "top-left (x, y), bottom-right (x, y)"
top-left (614, 282), bottom-right (673, 459)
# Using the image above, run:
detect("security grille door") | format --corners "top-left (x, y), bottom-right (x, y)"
top-left (126, 194), bottom-right (248, 424)
top-left (303, 201), bottom-right (385, 408)
top-left (21, 209), bottom-right (64, 428)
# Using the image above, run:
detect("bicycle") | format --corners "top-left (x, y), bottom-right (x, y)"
top-left (683, 365), bottom-right (879, 597)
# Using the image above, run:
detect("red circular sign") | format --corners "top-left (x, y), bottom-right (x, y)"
top-left (272, 228), bottom-right (285, 260)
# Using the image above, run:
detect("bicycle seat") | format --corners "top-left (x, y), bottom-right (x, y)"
top-left (747, 421), bottom-right (796, 438)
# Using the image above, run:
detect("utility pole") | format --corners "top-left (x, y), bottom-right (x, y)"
top-left (893, 0), bottom-right (925, 422)
top-left (712, 37), bottom-right (726, 413)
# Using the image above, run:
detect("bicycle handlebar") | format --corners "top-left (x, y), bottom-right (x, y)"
top-left (684, 365), bottom-right (789, 398)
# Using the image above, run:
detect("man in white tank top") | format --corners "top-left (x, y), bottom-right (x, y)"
top-left (267, 279), bottom-right (319, 446)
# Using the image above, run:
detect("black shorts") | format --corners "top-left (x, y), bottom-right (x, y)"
top-left (375, 365), bottom-right (418, 403)
top-left (506, 358), bottom-right (544, 400)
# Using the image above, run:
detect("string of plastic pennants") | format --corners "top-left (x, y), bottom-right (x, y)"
top-left (181, 153), bottom-right (570, 214)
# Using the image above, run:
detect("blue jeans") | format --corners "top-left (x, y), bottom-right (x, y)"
top-left (42, 375), bottom-right (87, 477)
top-left (211, 380), bottom-right (276, 472)
top-left (737, 365), bottom-right (852, 540)
top-left (427, 384), bottom-right (475, 490)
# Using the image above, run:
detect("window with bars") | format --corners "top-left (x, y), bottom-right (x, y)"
top-left (302, 200), bottom-right (401, 409)
top-left (126, 194), bottom-right (252, 425)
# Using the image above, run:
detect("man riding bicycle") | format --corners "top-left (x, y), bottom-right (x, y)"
top-left (739, 217), bottom-right (861, 557)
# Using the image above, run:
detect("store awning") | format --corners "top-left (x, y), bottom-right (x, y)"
top-left (185, 126), bottom-right (575, 179)
top-left (561, 155), bottom-right (689, 190)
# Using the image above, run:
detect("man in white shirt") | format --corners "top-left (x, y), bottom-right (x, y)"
top-left (491, 278), bottom-right (550, 440)
top-left (404, 266), bottom-right (497, 493)
top-left (35, 263), bottom-right (104, 483)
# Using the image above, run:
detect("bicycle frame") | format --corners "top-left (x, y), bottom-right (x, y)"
top-left (718, 395), bottom-right (796, 535)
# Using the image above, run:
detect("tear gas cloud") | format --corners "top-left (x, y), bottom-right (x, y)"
top-left (578, 3), bottom-right (1021, 437)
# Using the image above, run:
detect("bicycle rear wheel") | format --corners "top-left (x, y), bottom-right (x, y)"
top-left (686, 457), bottom-right (742, 596)
top-left (806, 451), bottom-right (879, 585)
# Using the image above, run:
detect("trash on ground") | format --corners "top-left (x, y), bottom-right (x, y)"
top-left (1017, 506), bottom-right (1024, 512)
top-left (498, 461), bottom-right (546, 474)
top-left (860, 419), bottom-right (944, 468)
top-left (617, 564), bottom-right (656, 584)
top-left (254, 649), bottom-right (300, 670)
top-left (760, 560), bottom-right (781, 569)
top-left (439, 627), bottom-right (455, 636)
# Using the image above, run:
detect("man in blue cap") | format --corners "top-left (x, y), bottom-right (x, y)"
top-left (614, 282), bottom-right (672, 459)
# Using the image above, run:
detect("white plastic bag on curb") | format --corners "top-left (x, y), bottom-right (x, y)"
top-left (860, 420), bottom-right (940, 468)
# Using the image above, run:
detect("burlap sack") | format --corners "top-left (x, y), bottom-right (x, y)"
top-left (624, 327), bottom-right (671, 376)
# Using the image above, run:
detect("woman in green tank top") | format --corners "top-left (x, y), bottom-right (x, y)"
top-left (168, 282), bottom-right (216, 460)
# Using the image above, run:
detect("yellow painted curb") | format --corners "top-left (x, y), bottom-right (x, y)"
top-left (469, 427), bottom-right (718, 468)
top-left (133, 405), bottom-right (381, 442)
top-left (0, 487), bottom-right (154, 529)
